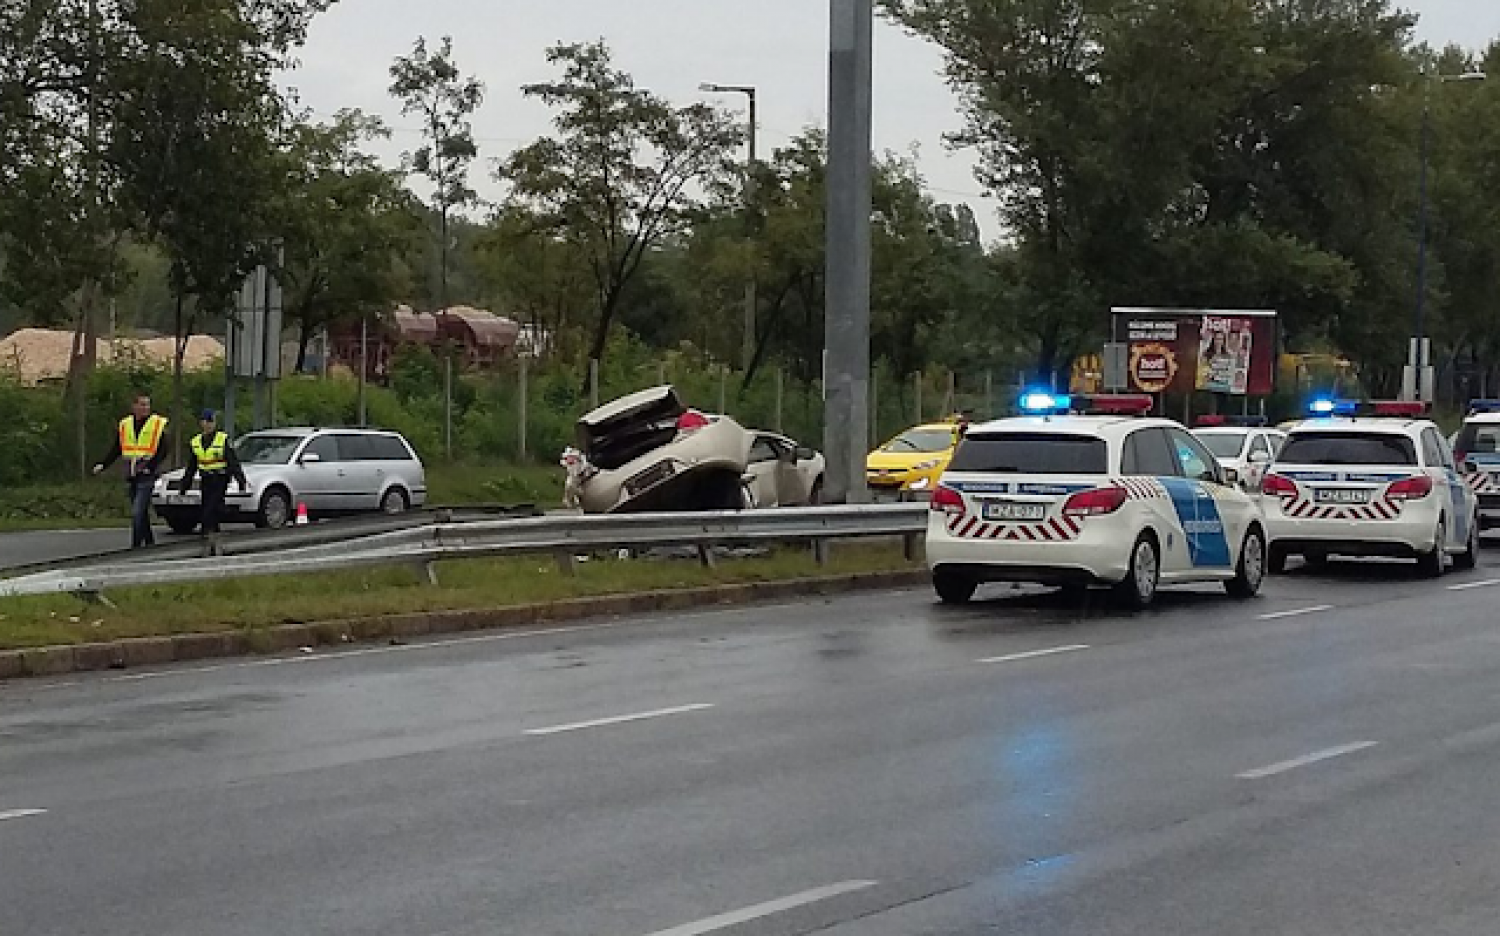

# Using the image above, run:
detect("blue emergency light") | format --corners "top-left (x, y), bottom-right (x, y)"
top-left (1308, 398), bottom-right (1427, 417)
top-left (1019, 391), bottom-right (1071, 414)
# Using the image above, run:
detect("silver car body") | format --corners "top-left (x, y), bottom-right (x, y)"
top-left (744, 433), bottom-right (826, 507)
top-left (153, 427), bottom-right (427, 529)
top-left (1192, 427), bottom-right (1287, 491)
top-left (575, 386), bottom-right (754, 514)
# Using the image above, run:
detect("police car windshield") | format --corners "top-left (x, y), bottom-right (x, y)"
top-left (1278, 432), bottom-right (1417, 466)
top-left (235, 435), bottom-right (302, 465)
top-left (883, 429), bottom-right (953, 453)
top-left (948, 433), bottom-right (1108, 474)
top-left (1197, 433), bottom-right (1246, 459)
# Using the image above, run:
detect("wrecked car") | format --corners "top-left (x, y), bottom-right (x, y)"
top-left (572, 385), bottom-right (754, 513)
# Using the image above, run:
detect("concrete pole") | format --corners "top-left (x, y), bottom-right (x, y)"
top-left (822, 0), bottom-right (873, 505)
top-left (774, 367), bottom-right (784, 433)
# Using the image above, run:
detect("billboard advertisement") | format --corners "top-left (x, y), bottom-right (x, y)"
top-left (1116, 310), bottom-right (1276, 397)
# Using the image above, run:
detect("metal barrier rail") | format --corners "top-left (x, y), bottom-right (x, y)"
top-left (0, 504), bottom-right (543, 579)
top-left (0, 504), bottom-right (929, 598)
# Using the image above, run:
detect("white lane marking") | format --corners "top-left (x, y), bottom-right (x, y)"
top-left (1448, 578), bottom-right (1500, 591)
top-left (0, 809), bottom-right (47, 823)
top-left (1236, 741), bottom-right (1379, 780)
top-left (977, 644), bottom-right (1090, 665)
top-left (525, 703), bottom-right (715, 737)
top-left (641, 880), bottom-right (878, 936)
top-left (90, 622), bottom-right (623, 685)
top-left (1257, 604), bottom-right (1334, 621)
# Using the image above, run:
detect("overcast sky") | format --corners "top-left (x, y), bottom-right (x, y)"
top-left (286, 0), bottom-right (1500, 238)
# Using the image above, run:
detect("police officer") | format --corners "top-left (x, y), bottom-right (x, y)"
top-left (178, 410), bottom-right (247, 536)
top-left (93, 391), bottom-right (170, 548)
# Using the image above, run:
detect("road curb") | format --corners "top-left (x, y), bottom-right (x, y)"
top-left (0, 569), bottom-right (929, 681)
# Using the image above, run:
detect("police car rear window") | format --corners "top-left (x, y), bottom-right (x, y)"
top-left (1456, 423), bottom-right (1500, 456)
top-left (1277, 432), bottom-right (1417, 466)
top-left (948, 433), bottom-right (1108, 474)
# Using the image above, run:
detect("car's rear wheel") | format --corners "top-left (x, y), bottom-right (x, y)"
top-left (257, 488), bottom-right (292, 530)
top-left (1456, 516), bottom-right (1480, 571)
top-left (380, 487), bottom-right (409, 515)
top-left (1417, 517), bottom-right (1448, 578)
top-left (1113, 534), bottom-right (1160, 610)
top-left (1226, 527), bottom-right (1266, 599)
top-left (933, 569), bottom-right (978, 605)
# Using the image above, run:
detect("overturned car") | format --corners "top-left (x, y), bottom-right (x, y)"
top-left (571, 386), bottom-right (754, 513)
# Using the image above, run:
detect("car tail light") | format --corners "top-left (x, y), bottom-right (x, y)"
top-left (1061, 486), bottom-right (1128, 517)
top-left (930, 485), bottom-right (965, 516)
top-left (676, 410), bottom-right (710, 432)
top-left (1261, 473), bottom-right (1297, 497)
top-left (1386, 474), bottom-right (1433, 500)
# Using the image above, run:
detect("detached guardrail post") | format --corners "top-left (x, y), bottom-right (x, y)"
top-left (902, 531), bottom-right (921, 562)
top-left (697, 544), bottom-right (717, 569)
top-left (813, 538), bottom-right (830, 566)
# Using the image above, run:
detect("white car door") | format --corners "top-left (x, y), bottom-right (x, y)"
top-left (1166, 427), bottom-right (1247, 576)
top-left (1423, 427), bottom-right (1471, 550)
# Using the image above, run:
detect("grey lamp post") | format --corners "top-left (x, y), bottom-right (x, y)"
top-left (700, 82), bottom-right (759, 374)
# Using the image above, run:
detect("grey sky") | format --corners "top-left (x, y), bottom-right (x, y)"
top-left (288, 0), bottom-right (1500, 237)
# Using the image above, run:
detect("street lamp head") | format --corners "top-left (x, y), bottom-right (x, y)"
top-left (698, 82), bottom-right (722, 93)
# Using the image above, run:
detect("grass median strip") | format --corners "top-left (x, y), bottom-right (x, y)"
top-left (0, 544), bottom-right (921, 651)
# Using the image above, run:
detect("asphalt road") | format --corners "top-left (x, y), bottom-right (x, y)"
top-left (7, 555), bottom-right (1500, 935)
top-left (0, 527), bottom-right (154, 569)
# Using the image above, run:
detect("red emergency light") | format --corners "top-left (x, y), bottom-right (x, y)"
top-left (1074, 394), bottom-right (1155, 416)
top-left (1368, 401), bottom-right (1429, 417)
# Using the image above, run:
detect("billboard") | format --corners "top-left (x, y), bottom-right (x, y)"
top-left (1114, 309), bottom-right (1276, 396)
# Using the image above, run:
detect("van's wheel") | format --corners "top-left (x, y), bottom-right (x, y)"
top-left (933, 569), bottom-right (977, 605)
top-left (1226, 527), bottom-right (1266, 599)
top-left (1417, 517), bottom-right (1448, 578)
top-left (1113, 534), bottom-right (1159, 610)
top-left (1456, 516), bottom-right (1480, 571)
top-left (257, 488), bottom-right (292, 530)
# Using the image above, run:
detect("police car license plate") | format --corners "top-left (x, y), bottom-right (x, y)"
top-left (1314, 488), bottom-right (1371, 504)
top-left (982, 500), bottom-right (1045, 522)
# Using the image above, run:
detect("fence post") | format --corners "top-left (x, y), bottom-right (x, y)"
top-left (443, 352), bottom-right (454, 461)
top-left (945, 370), bottom-right (956, 416)
top-left (518, 355), bottom-right (529, 463)
top-left (914, 372), bottom-right (923, 424)
top-left (984, 370), bottom-right (993, 418)
top-left (870, 375), bottom-right (878, 446)
top-left (718, 365), bottom-right (727, 415)
top-left (774, 368), bottom-right (784, 433)
top-left (589, 358), bottom-right (600, 410)
top-left (658, 361), bottom-right (667, 386)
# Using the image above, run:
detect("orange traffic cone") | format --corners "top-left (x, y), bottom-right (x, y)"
top-left (295, 501), bottom-right (310, 526)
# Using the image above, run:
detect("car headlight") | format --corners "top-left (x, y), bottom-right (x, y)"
top-left (914, 459), bottom-right (943, 471)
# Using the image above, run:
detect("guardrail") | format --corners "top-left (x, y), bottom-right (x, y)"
top-left (0, 504), bottom-right (544, 579)
top-left (0, 504), bottom-right (929, 599)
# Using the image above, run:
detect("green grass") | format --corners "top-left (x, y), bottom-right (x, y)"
top-left (0, 544), bottom-right (919, 650)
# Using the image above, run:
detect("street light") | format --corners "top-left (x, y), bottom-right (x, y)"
top-left (1408, 69), bottom-right (1487, 402)
top-left (700, 82), bottom-right (759, 373)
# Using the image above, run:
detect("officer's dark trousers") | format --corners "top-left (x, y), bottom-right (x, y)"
top-left (200, 474), bottom-right (230, 535)
top-left (127, 475), bottom-right (155, 549)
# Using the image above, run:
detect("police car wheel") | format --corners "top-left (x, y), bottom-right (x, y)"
top-left (933, 569), bottom-right (978, 605)
top-left (1456, 518), bottom-right (1479, 571)
top-left (1416, 518), bottom-right (1447, 579)
top-left (1226, 528), bottom-right (1266, 599)
top-left (1113, 535), bottom-right (1159, 610)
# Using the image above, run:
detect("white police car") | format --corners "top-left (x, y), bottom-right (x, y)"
top-left (926, 393), bottom-right (1267, 609)
top-left (1454, 400), bottom-right (1500, 532)
top-left (1191, 416), bottom-right (1286, 492)
top-left (1260, 399), bottom-right (1479, 576)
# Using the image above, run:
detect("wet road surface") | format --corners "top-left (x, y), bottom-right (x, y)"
top-left (6, 556), bottom-right (1500, 934)
top-left (0, 528), bottom-right (141, 569)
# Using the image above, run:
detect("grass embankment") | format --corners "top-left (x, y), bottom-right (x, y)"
top-left (0, 465), bottom-right (566, 531)
top-left (0, 544), bottom-right (919, 650)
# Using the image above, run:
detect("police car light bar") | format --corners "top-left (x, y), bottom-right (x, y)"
top-left (1468, 399), bottom-right (1500, 415)
top-left (1194, 415), bottom-right (1268, 428)
top-left (1076, 394), bottom-right (1155, 416)
top-left (1018, 391), bottom-right (1071, 414)
top-left (1308, 398), bottom-right (1429, 418)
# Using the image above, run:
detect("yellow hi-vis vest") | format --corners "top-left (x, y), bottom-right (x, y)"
top-left (119, 414), bottom-right (168, 462)
top-left (191, 431), bottom-right (228, 473)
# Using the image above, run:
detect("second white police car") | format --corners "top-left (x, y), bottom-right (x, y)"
top-left (1454, 399), bottom-right (1500, 532)
top-left (926, 393), bottom-right (1266, 609)
top-left (1260, 399), bottom-right (1480, 576)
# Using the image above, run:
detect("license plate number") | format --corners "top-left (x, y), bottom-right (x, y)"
top-left (1315, 488), bottom-right (1371, 504)
top-left (982, 500), bottom-right (1045, 521)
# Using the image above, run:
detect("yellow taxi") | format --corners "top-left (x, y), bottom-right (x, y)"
top-left (867, 419), bottom-right (964, 496)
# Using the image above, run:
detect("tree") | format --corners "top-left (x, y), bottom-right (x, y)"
top-left (275, 110), bottom-right (419, 370)
top-left (388, 35), bottom-right (484, 314)
top-left (495, 40), bottom-right (744, 373)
